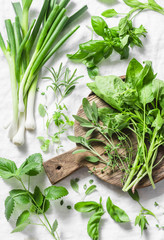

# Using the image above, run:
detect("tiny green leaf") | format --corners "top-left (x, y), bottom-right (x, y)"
top-left (102, 9), bottom-right (119, 18)
top-left (85, 185), bottom-right (97, 196)
top-left (38, 104), bottom-right (46, 117)
top-left (52, 220), bottom-right (58, 233)
top-left (70, 179), bottom-right (79, 193)
top-left (44, 186), bottom-right (68, 200)
top-left (86, 156), bottom-right (99, 163)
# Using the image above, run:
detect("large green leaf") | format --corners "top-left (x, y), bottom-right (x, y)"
top-left (74, 201), bottom-right (100, 213)
top-left (44, 186), bottom-right (68, 200)
top-left (87, 210), bottom-right (104, 240)
top-left (106, 197), bottom-right (130, 223)
top-left (0, 158), bottom-right (17, 179)
top-left (91, 16), bottom-right (107, 37)
top-left (126, 58), bottom-right (143, 87)
top-left (10, 189), bottom-right (30, 205)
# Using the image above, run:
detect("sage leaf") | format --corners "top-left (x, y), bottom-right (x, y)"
top-left (86, 156), bottom-right (99, 163)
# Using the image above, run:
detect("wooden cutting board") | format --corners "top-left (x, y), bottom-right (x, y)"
top-left (43, 76), bottom-right (164, 189)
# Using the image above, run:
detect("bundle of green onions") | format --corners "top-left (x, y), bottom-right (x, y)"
top-left (0, 0), bottom-right (87, 145)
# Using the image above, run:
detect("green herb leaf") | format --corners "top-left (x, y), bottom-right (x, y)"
top-left (70, 179), bottom-right (79, 193)
top-left (33, 186), bottom-right (43, 207)
top-left (44, 186), bottom-right (68, 200)
top-left (5, 196), bottom-right (15, 220)
top-left (0, 158), bottom-right (17, 179)
top-left (85, 185), bottom-right (97, 195)
top-left (74, 201), bottom-right (100, 212)
top-left (123, 0), bottom-right (144, 8)
top-left (73, 149), bottom-right (88, 154)
top-left (128, 189), bottom-right (140, 202)
top-left (68, 136), bottom-right (84, 143)
top-left (91, 16), bottom-right (107, 37)
top-left (106, 197), bottom-right (130, 223)
top-left (12, 221), bottom-right (30, 233)
top-left (38, 104), bottom-right (46, 117)
top-left (102, 9), bottom-right (119, 18)
top-left (87, 210), bottom-right (104, 240)
top-left (52, 219), bottom-right (58, 234)
top-left (87, 66), bottom-right (99, 80)
top-left (19, 153), bottom-right (43, 176)
top-left (135, 214), bottom-right (149, 234)
top-left (86, 156), bottom-right (99, 163)
top-left (10, 190), bottom-right (30, 205)
top-left (16, 210), bottom-right (30, 227)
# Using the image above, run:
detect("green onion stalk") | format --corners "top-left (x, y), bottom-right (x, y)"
top-left (0, 0), bottom-right (88, 145)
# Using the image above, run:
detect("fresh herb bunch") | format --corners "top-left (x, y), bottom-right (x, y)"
top-left (68, 98), bottom-right (133, 182)
top-left (38, 63), bottom-right (83, 152)
top-left (68, 0), bottom-right (164, 79)
top-left (128, 190), bottom-right (158, 234)
top-left (87, 58), bottom-right (164, 192)
top-left (75, 196), bottom-right (129, 240)
top-left (0, 0), bottom-right (87, 145)
top-left (0, 154), bottom-right (69, 239)
top-left (102, 0), bottom-right (164, 19)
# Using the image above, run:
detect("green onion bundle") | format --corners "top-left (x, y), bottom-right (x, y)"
top-left (0, 0), bottom-right (87, 145)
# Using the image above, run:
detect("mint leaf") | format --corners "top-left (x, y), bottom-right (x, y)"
top-left (10, 190), bottom-right (30, 205)
top-left (33, 186), bottom-right (43, 207)
top-left (19, 153), bottom-right (43, 176)
top-left (44, 186), bottom-right (68, 200)
top-left (16, 210), bottom-right (30, 226)
top-left (12, 221), bottom-right (30, 233)
top-left (5, 196), bottom-right (15, 220)
top-left (0, 158), bottom-right (17, 179)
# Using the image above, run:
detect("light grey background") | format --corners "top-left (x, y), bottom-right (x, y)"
top-left (0, 0), bottom-right (164, 239)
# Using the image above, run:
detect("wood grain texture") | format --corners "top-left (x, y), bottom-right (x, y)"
top-left (44, 76), bottom-right (164, 189)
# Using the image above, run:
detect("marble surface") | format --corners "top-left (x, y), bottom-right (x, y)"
top-left (0, 0), bottom-right (164, 239)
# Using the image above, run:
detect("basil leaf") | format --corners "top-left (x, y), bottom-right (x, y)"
top-left (91, 16), bottom-right (107, 37)
top-left (44, 186), bottom-right (68, 200)
top-left (85, 185), bottom-right (97, 195)
top-left (87, 210), bottom-right (104, 240)
top-left (123, 0), bottom-right (145, 8)
top-left (128, 189), bottom-right (140, 202)
top-left (74, 201), bottom-right (100, 212)
top-left (80, 40), bottom-right (106, 53)
top-left (102, 9), bottom-right (119, 18)
top-left (106, 197), bottom-right (130, 223)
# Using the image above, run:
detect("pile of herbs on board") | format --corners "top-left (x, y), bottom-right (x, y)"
top-left (69, 58), bottom-right (164, 192)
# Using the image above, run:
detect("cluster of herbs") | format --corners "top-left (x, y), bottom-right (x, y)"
top-left (68, 97), bottom-right (133, 184)
top-left (0, 154), bottom-right (69, 240)
top-left (38, 63), bottom-right (83, 152)
top-left (68, 0), bottom-right (164, 79)
top-left (86, 58), bottom-right (164, 192)
top-left (70, 177), bottom-right (158, 239)
top-left (0, 0), bottom-right (87, 145)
